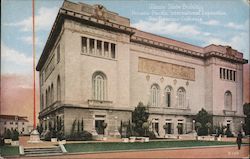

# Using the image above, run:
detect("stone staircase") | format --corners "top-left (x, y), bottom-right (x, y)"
top-left (21, 145), bottom-right (65, 157)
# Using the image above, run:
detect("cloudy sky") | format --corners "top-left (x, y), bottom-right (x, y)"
top-left (1, 0), bottom-right (249, 122)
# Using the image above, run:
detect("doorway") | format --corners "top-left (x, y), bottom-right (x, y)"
top-left (95, 120), bottom-right (105, 135)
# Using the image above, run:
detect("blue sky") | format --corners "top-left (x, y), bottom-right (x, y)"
top-left (1, 0), bottom-right (249, 75)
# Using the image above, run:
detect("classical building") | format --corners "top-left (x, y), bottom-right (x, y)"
top-left (36, 1), bottom-right (248, 137)
top-left (0, 115), bottom-right (30, 135)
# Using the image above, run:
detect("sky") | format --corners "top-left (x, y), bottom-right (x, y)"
top-left (1, 0), bottom-right (249, 122)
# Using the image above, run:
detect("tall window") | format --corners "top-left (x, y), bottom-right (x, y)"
top-left (151, 84), bottom-right (160, 107)
top-left (41, 94), bottom-right (44, 110)
top-left (90, 39), bottom-right (95, 54)
top-left (57, 44), bottom-right (60, 63)
top-left (111, 43), bottom-right (116, 58)
top-left (46, 90), bottom-right (48, 107)
top-left (177, 87), bottom-right (186, 108)
top-left (165, 86), bottom-right (172, 107)
top-left (93, 72), bottom-right (107, 101)
top-left (48, 86), bottom-right (51, 105)
top-left (224, 91), bottom-right (232, 110)
top-left (57, 76), bottom-right (61, 101)
top-left (51, 84), bottom-right (54, 104)
top-left (82, 37), bottom-right (87, 53)
top-left (97, 40), bottom-right (102, 56)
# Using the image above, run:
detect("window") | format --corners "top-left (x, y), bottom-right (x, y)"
top-left (151, 84), bottom-right (160, 107)
top-left (224, 91), bottom-right (232, 110)
top-left (57, 76), bottom-right (61, 101)
top-left (46, 90), bottom-right (48, 107)
top-left (233, 71), bottom-right (236, 81)
top-left (93, 72), bottom-right (107, 101)
top-left (57, 44), bottom-right (60, 63)
top-left (220, 68), bottom-right (222, 79)
top-left (165, 86), bottom-right (172, 107)
top-left (41, 94), bottom-right (44, 110)
top-left (226, 69), bottom-right (229, 80)
top-left (82, 37), bottom-right (87, 53)
top-left (97, 40), bottom-right (102, 56)
top-left (10, 122), bottom-right (13, 125)
top-left (223, 69), bottom-right (225, 79)
top-left (177, 87), bottom-right (186, 108)
top-left (51, 84), bottom-right (54, 104)
top-left (104, 42), bottom-right (108, 57)
top-left (48, 86), bottom-right (51, 105)
top-left (4, 121), bottom-right (6, 125)
top-left (90, 39), bottom-right (95, 54)
top-left (111, 43), bottom-right (116, 58)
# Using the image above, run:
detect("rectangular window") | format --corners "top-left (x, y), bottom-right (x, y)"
top-left (226, 69), bottom-right (229, 80)
top-left (82, 37), bottom-right (87, 53)
top-left (230, 70), bottom-right (232, 80)
top-left (223, 69), bottom-right (225, 79)
top-left (233, 71), bottom-right (236, 81)
top-left (97, 40), bottom-right (102, 56)
top-left (220, 68), bottom-right (222, 79)
top-left (90, 39), bottom-right (95, 54)
top-left (111, 43), bottom-right (115, 58)
top-left (10, 122), bottom-right (13, 125)
top-left (104, 42), bottom-right (108, 57)
top-left (57, 44), bottom-right (60, 63)
top-left (4, 121), bottom-right (6, 125)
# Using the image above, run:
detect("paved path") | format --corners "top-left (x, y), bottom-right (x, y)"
top-left (10, 145), bottom-right (249, 158)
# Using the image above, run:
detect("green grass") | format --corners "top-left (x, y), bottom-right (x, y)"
top-left (0, 145), bottom-right (19, 156)
top-left (65, 140), bottom-right (235, 153)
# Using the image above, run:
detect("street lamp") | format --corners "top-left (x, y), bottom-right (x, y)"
top-left (192, 120), bottom-right (195, 132)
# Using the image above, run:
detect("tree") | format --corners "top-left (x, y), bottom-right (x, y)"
top-left (132, 102), bottom-right (149, 136)
top-left (195, 108), bottom-right (212, 136)
top-left (243, 103), bottom-right (250, 135)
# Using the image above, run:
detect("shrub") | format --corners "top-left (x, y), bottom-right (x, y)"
top-left (148, 131), bottom-right (156, 139)
top-left (65, 131), bottom-right (92, 141)
top-left (44, 131), bottom-right (52, 141)
top-left (4, 129), bottom-right (11, 139)
top-left (11, 130), bottom-right (19, 141)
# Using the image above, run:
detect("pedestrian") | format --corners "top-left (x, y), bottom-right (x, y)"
top-left (236, 131), bottom-right (243, 150)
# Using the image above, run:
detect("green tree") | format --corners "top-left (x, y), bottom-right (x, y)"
top-left (195, 108), bottom-right (212, 136)
top-left (195, 122), bottom-right (202, 134)
top-left (132, 102), bottom-right (149, 136)
top-left (205, 122), bottom-right (212, 135)
top-left (243, 103), bottom-right (250, 135)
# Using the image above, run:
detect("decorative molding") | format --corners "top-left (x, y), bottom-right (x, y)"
top-left (138, 57), bottom-right (195, 81)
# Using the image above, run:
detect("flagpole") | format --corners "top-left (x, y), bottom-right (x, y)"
top-left (32, 0), bottom-right (36, 129)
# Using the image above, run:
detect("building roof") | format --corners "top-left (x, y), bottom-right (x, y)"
top-left (36, 0), bottom-right (248, 71)
top-left (0, 115), bottom-right (29, 122)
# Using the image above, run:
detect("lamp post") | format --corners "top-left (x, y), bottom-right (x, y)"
top-left (240, 121), bottom-right (245, 136)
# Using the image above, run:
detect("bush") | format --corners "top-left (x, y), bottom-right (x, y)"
top-left (11, 130), bottom-right (19, 141)
top-left (225, 127), bottom-right (234, 137)
top-left (148, 131), bottom-right (156, 139)
top-left (66, 131), bottom-right (92, 141)
top-left (44, 131), bottom-right (52, 141)
top-left (4, 129), bottom-right (12, 139)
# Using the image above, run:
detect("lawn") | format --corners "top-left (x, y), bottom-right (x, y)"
top-left (65, 140), bottom-right (235, 153)
top-left (0, 146), bottom-right (19, 156)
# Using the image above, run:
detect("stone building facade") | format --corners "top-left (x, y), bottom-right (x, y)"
top-left (36, 1), bottom-right (248, 137)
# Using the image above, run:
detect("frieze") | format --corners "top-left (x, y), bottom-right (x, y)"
top-left (138, 57), bottom-right (195, 81)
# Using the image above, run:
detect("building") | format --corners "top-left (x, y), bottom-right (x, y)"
top-left (0, 115), bottom-right (30, 135)
top-left (36, 1), bottom-right (248, 137)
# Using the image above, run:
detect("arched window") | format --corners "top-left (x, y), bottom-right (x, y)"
top-left (224, 91), bottom-right (232, 110)
top-left (93, 72), bottom-right (107, 101)
top-left (57, 76), bottom-right (61, 101)
top-left (177, 87), bottom-right (186, 108)
top-left (48, 86), bottom-right (51, 105)
top-left (46, 90), bottom-right (48, 107)
top-left (41, 94), bottom-right (44, 110)
top-left (51, 84), bottom-right (54, 104)
top-left (151, 84), bottom-right (160, 107)
top-left (165, 86), bottom-right (172, 107)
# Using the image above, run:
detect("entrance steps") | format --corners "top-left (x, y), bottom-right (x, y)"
top-left (21, 146), bottom-right (64, 157)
